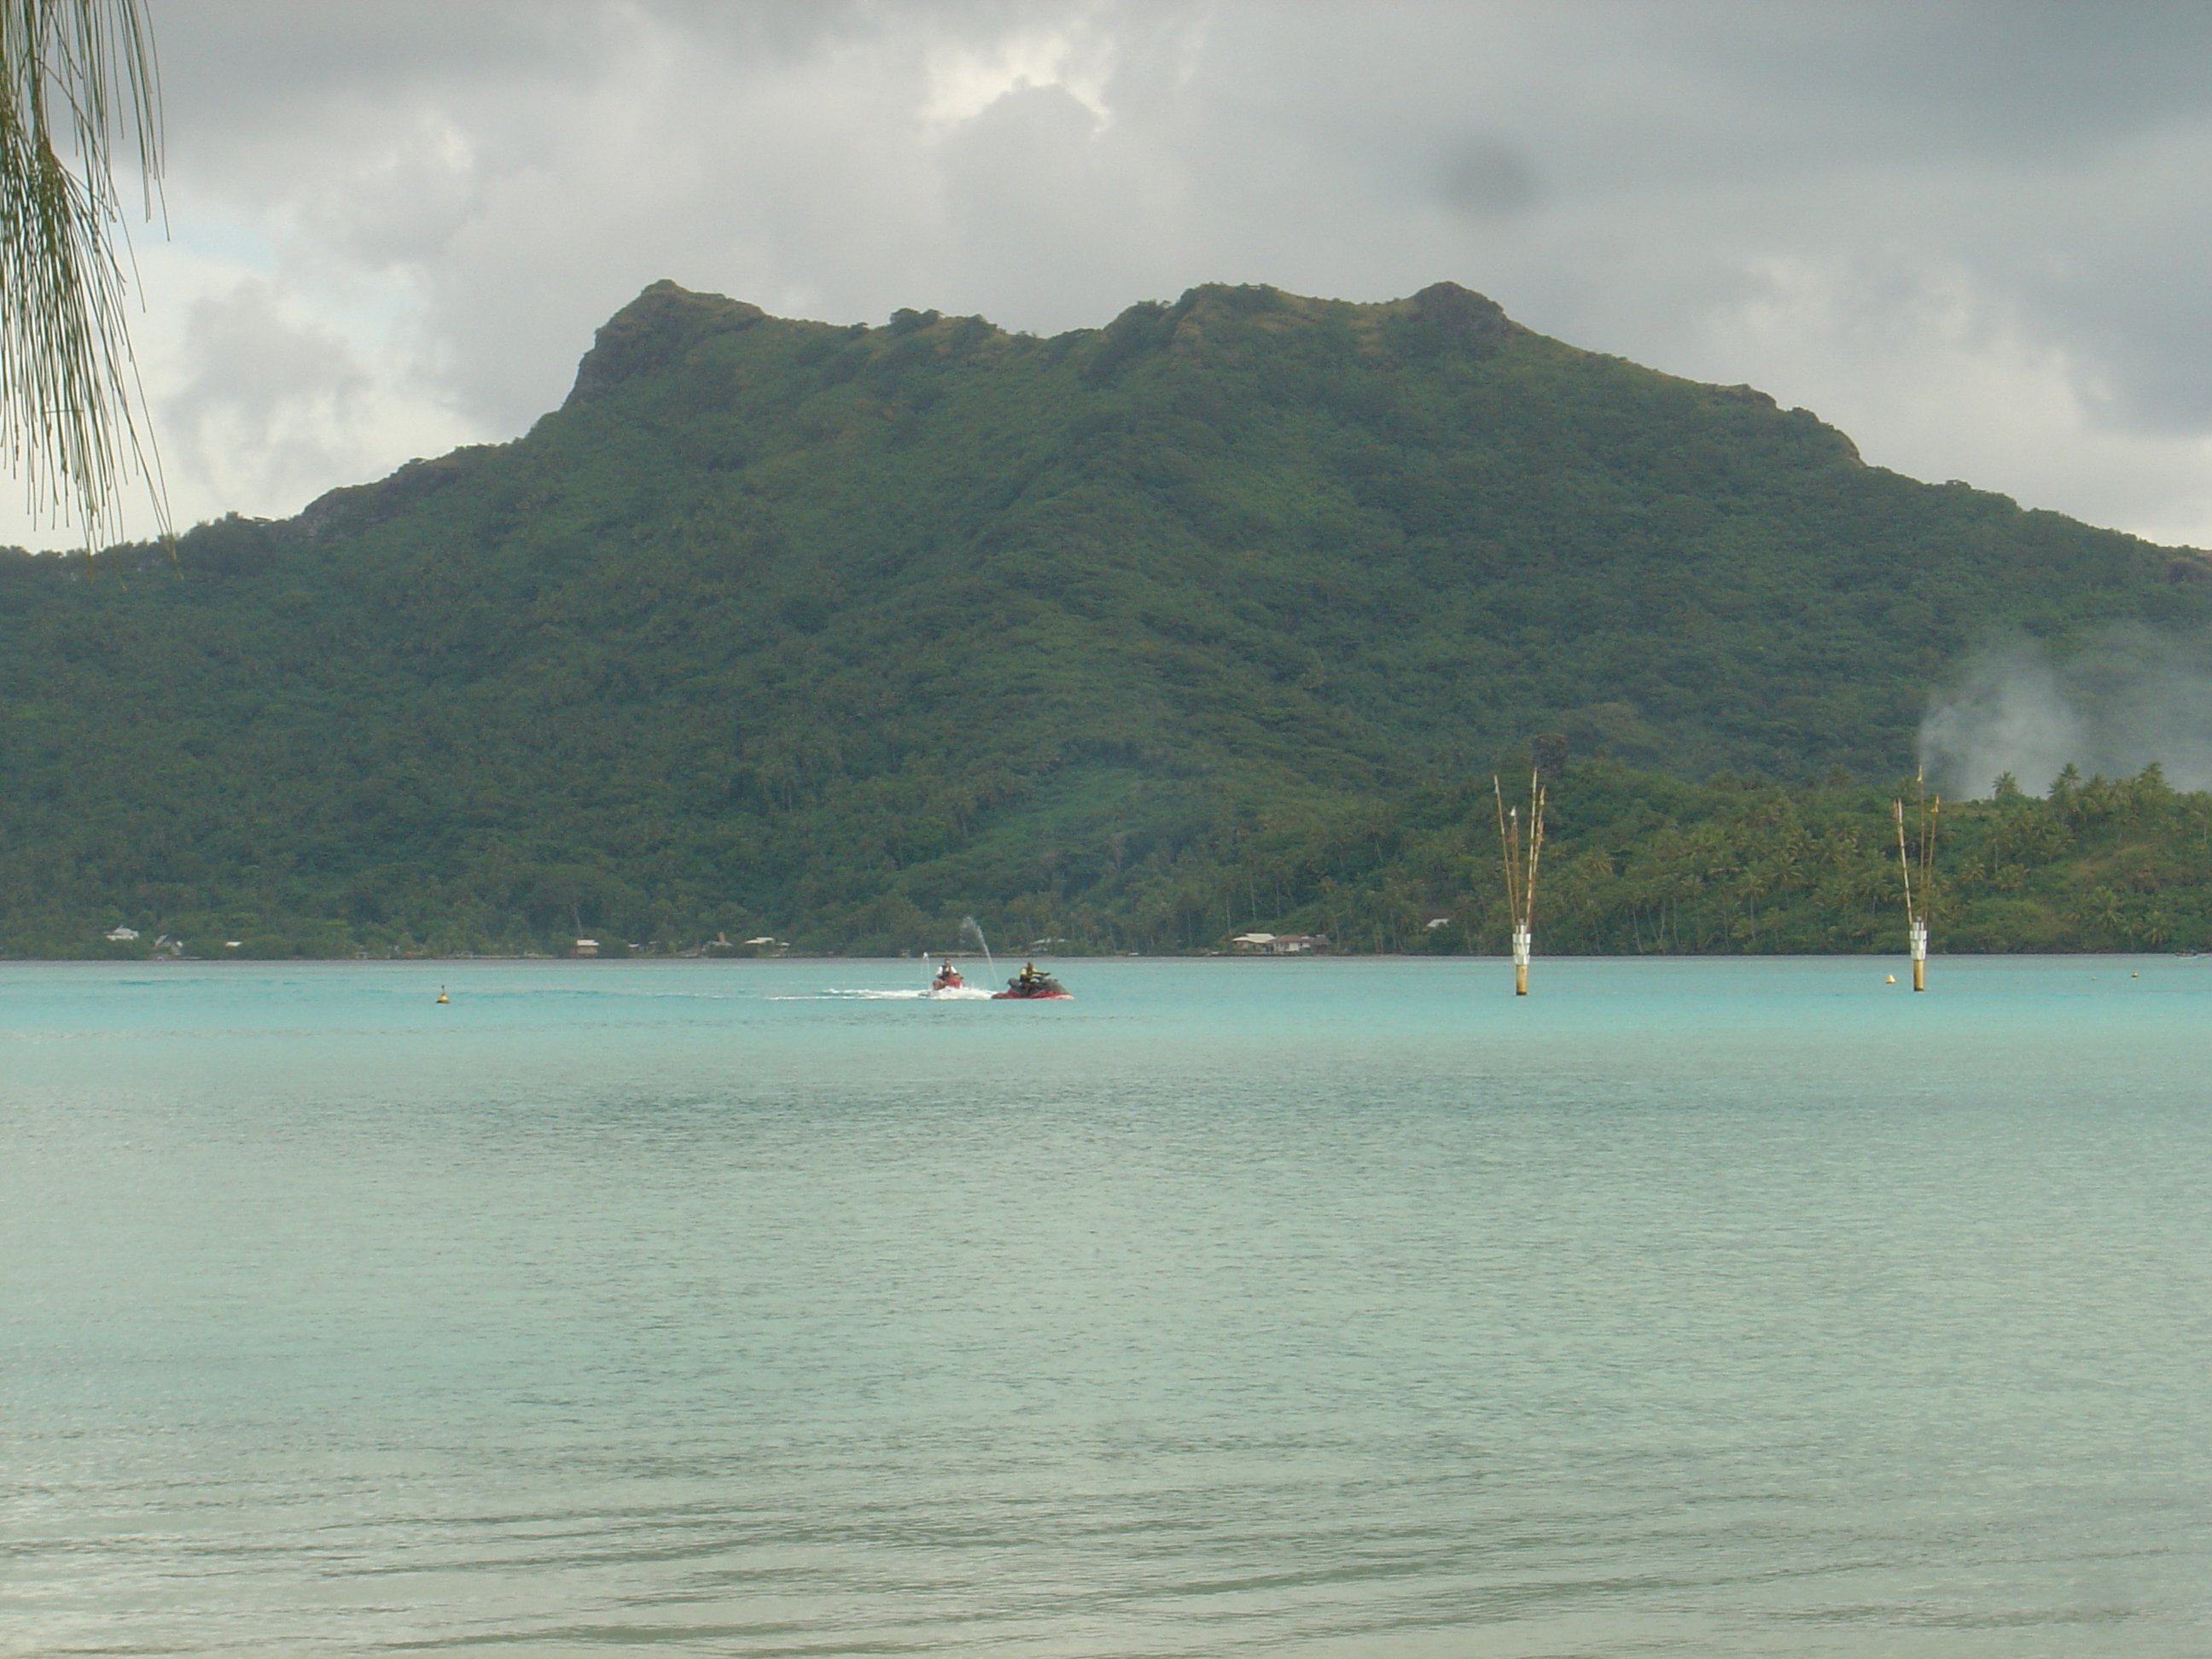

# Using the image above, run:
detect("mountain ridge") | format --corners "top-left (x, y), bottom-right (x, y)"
top-left (2, 276), bottom-right (2206, 955)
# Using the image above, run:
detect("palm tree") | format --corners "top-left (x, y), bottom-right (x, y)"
top-left (1, 0), bottom-right (166, 547)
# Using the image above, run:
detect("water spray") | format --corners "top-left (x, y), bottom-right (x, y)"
top-left (959, 915), bottom-right (998, 981)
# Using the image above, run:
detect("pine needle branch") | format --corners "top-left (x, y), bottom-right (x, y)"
top-left (0, 0), bottom-right (167, 551)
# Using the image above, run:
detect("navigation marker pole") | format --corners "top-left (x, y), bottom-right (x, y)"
top-left (1894, 774), bottom-right (1940, 992)
top-left (1495, 770), bottom-right (1547, 996)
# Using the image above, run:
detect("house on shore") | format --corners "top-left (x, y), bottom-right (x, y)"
top-left (1229, 932), bottom-right (1329, 954)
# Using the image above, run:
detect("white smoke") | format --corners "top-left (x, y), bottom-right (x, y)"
top-left (1921, 627), bottom-right (2212, 796)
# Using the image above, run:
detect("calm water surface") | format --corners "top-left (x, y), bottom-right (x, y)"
top-left (3, 957), bottom-right (2209, 1656)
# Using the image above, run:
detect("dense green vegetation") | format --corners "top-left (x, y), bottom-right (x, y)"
top-left (3, 278), bottom-right (2209, 958)
top-left (1229, 760), bottom-right (2212, 958)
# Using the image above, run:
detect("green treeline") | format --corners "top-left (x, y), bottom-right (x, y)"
top-left (3, 278), bottom-right (2209, 958)
top-left (9, 754), bottom-right (2207, 959)
top-left (1190, 759), bottom-right (2212, 958)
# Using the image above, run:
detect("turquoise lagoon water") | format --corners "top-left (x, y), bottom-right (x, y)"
top-left (3, 955), bottom-right (2209, 1657)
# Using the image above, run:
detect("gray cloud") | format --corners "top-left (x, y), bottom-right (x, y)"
top-left (159, 281), bottom-right (391, 519)
top-left (1438, 137), bottom-right (1540, 221)
top-left (17, 0), bottom-right (2212, 548)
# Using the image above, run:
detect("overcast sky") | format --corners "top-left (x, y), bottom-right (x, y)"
top-left (14, 0), bottom-right (2212, 550)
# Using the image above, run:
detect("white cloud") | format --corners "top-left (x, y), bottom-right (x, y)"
top-left (157, 274), bottom-right (477, 521)
top-left (921, 20), bottom-right (1114, 129)
top-left (1687, 252), bottom-right (2212, 548)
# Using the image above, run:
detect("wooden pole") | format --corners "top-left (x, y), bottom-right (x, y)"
top-left (1895, 777), bottom-right (1937, 991)
top-left (1495, 777), bottom-right (1520, 994)
top-left (1499, 771), bottom-right (1545, 995)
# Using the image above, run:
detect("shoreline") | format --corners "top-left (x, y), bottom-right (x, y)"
top-left (2, 949), bottom-right (2198, 966)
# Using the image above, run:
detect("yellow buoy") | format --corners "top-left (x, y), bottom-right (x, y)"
top-left (1885, 974), bottom-right (1895, 984)
top-left (436, 987), bottom-right (450, 1004)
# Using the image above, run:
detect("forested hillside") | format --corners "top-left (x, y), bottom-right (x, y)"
top-left (3, 278), bottom-right (2208, 957)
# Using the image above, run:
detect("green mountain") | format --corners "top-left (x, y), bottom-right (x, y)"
top-left (3, 278), bottom-right (2208, 957)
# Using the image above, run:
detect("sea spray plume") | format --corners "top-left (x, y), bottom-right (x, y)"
top-left (1921, 626), bottom-right (2212, 795)
top-left (958, 915), bottom-right (996, 979)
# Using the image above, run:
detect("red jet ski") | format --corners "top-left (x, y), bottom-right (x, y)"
top-left (993, 963), bottom-right (1072, 999)
top-left (929, 962), bottom-right (965, 992)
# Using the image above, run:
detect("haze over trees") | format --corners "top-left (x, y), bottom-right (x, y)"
top-left (3, 278), bottom-right (2209, 957)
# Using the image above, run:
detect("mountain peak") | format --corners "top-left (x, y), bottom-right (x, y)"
top-left (1406, 280), bottom-right (1513, 336)
top-left (565, 280), bottom-right (767, 406)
